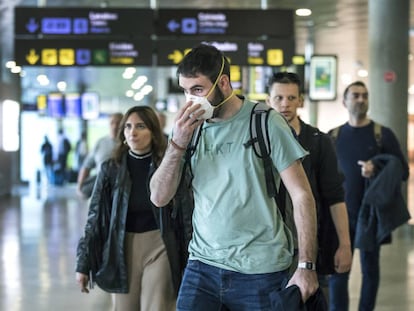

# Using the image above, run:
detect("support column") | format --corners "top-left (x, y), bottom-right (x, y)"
top-left (368, 0), bottom-right (409, 155)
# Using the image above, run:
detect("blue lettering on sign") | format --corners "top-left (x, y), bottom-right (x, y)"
top-left (76, 49), bottom-right (91, 65)
top-left (42, 18), bottom-right (71, 34)
top-left (73, 18), bottom-right (88, 34)
top-left (182, 18), bottom-right (197, 34)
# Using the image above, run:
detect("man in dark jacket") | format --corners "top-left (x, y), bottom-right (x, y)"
top-left (266, 72), bottom-right (352, 308)
top-left (328, 81), bottom-right (409, 311)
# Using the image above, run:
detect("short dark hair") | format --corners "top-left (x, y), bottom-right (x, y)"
top-left (176, 44), bottom-right (230, 83)
top-left (343, 81), bottom-right (367, 99)
top-left (267, 72), bottom-right (301, 93)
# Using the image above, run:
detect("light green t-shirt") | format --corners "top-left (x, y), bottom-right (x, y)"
top-left (188, 100), bottom-right (308, 274)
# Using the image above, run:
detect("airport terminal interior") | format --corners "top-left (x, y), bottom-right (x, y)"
top-left (1, 0), bottom-right (414, 310)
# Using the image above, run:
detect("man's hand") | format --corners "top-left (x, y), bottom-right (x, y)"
top-left (170, 101), bottom-right (205, 148)
top-left (287, 269), bottom-right (318, 302)
top-left (357, 160), bottom-right (375, 178)
top-left (334, 244), bottom-right (352, 273)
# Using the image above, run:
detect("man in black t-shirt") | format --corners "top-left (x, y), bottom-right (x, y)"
top-left (266, 72), bottom-right (352, 299)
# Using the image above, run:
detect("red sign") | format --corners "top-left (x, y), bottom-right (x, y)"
top-left (384, 70), bottom-right (396, 82)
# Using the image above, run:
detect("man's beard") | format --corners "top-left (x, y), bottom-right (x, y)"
top-left (210, 87), bottom-right (225, 118)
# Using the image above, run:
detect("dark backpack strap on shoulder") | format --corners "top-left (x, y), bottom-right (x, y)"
top-left (373, 121), bottom-right (382, 151)
top-left (329, 125), bottom-right (342, 143)
top-left (244, 103), bottom-right (278, 199)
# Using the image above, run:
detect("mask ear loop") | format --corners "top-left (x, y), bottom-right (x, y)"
top-left (205, 56), bottom-right (225, 98)
top-left (208, 56), bottom-right (235, 110)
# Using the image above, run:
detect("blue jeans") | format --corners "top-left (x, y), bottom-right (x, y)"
top-left (176, 260), bottom-right (288, 311)
top-left (329, 246), bottom-right (380, 311)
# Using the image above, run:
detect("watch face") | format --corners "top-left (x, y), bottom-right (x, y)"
top-left (299, 261), bottom-right (316, 270)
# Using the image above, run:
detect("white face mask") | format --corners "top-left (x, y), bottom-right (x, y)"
top-left (185, 93), bottom-right (215, 120)
top-left (185, 56), bottom-right (226, 120)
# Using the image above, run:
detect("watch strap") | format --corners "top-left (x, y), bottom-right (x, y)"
top-left (298, 261), bottom-right (316, 271)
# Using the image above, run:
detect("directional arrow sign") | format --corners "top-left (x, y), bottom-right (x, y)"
top-left (15, 7), bottom-right (154, 37)
top-left (26, 18), bottom-right (39, 33)
top-left (15, 38), bottom-right (153, 66)
top-left (167, 20), bottom-right (180, 32)
top-left (167, 50), bottom-right (184, 64)
top-left (26, 49), bottom-right (40, 65)
top-left (156, 9), bottom-right (293, 37)
top-left (156, 39), bottom-right (294, 66)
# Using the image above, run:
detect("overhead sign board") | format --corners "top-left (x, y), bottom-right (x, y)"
top-left (156, 9), bottom-right (293, 38)
top-left (15, 7), bottom-right (154, 37)
top-left (156, 39), bottom-right (294, 67)
top-left (14, 39), bottom-right (153, 66)
top-left (14, 7), bottom-right (295, 67)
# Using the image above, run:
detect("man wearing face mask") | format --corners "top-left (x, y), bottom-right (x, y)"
top-left (150, 44), bottom-right (319, 310)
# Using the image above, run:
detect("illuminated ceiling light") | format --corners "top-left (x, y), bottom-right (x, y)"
top-left (141, 85), bottom-right (153, 95)
top-left (57, 81), bottom-right (67, 92)
top-left (122, 72), bottom-right (134, 79)
top-left (357, 69), bottom-right (368, 77)
top-left (133, 92), bottom-right (144, 101)
top-left (37, 74), bottom-right (50, 86)
top-left (123, 67), bottom-right (137, 79)
top-left (131, 75), bottom-right (148, 90)
top-left (125, 90), bottom-right (134, 97)
top-left (125, 67), bottom-right (136, 75)
top-left (296, 8), bottom-right (312, 17)
top-left (10, 66), bottom-right (21, 74)
top-left (409, 53), bottom-right (413, 61)
top-left (136, 75), bottom-right (148, 84)
top-left (5, 61), bottom-right (16, 68)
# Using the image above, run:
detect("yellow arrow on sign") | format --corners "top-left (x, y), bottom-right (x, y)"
top-left (26, 49), bottom-right (39, 65)
top-left (168, 50), bottom-right (184, 64)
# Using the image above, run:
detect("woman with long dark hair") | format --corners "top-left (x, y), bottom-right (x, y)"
top-left (76, 106), bottom-right (181, 311)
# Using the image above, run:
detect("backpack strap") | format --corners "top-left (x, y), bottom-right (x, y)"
top-left (330, 122), bottom-right (382, 150)
top-left (373, 121), bottom-right (382, 150)
top-left (244, 102), bottom-right (277, 199)
top-left (243, 103), bottom-right (290, 219)
top-left (329, 125), bottom-right (342, 143)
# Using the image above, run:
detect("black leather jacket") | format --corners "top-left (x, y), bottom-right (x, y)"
top-left (76, 153), bottom-right (184, 294)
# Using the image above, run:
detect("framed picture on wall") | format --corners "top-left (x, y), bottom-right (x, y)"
top-left (309, 55), bottom-right (337, 101)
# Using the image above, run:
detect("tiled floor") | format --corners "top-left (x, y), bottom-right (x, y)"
top-left (0, 169), bottom-right (413, 311)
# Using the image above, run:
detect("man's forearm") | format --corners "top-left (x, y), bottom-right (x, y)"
top-left (150, 143), bottom-right (185, 207)
top-left (281, 161), bottom-right (318, 263)
top-left (329, 202), bottom-right (351, 247)
top-left (293, 191), bottom-right (317, 262)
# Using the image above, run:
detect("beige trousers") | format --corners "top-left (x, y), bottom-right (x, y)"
top-left (113, 230), bottom-right (176, 311)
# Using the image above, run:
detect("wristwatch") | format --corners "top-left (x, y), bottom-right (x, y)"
top-left (298, 261), bottom-right (316, 271)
